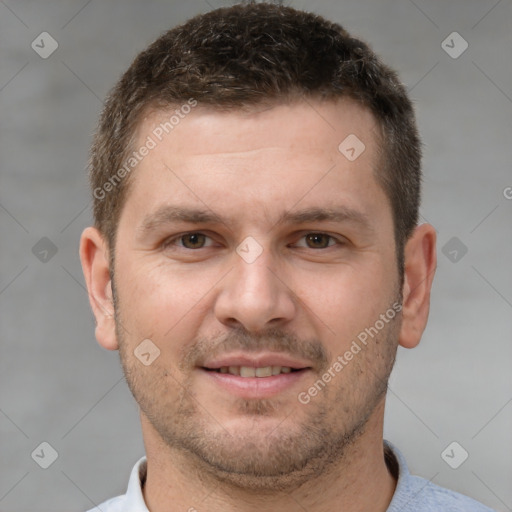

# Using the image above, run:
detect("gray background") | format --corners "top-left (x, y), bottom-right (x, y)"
top-left (1, 0), bottom-right (511, 511)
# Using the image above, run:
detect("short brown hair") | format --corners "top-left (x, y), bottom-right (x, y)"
top-left (90, 2), bottom-right (421, 272)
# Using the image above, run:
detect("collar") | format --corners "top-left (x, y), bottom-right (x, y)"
top-left (121, 455), bottom-right (148, 511)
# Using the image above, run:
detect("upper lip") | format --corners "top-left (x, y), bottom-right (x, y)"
top-left (202, 352), bottom-right (312, 370)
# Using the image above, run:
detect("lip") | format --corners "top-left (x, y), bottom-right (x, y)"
top-left (201, 367), bottom-right (311, 399)
top-left (199, 351), bottom-right (313, 399)
top-left (202, 352), bottom-right (313, 370)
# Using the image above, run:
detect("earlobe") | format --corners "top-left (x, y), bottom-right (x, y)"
top-left (398, 223), bottom-right (437, 349)
top-left (79, 227), bottom-right (119, 351)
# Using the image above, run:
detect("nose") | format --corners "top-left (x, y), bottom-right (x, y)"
top-left (214, 247), bottom-right (296, 333)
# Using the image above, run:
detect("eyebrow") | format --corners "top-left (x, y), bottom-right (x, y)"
top-left (137, 206), bottom-right (223, 237)
top-left (277, 206), bottom-right (371, 228)
top-left (137, 204), bottom-right (373, 238)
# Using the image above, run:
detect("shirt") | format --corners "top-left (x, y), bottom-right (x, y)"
top-left (86, 440), bottom-right (495, 511)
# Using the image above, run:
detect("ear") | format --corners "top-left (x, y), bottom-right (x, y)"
top-left (399, 223), bottom-right (437, 349)
top-left (79, 227), bottom-right (119, 351)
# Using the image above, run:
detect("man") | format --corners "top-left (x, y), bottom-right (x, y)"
top-left (79, 3), bottom-right (494, 511)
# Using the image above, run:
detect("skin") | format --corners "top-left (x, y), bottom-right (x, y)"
top-left (80, 98), bottom-right (436, 512)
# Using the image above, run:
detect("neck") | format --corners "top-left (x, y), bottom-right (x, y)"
top-left (140, 402), bottom-right (396, 512)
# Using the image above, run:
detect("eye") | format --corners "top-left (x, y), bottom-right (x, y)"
top-left (295, 233), bottom-right (338, 249)
top-left (182, 233), bottom-right (207, 249)
top-left (165, 232), bottom-right (213, 249)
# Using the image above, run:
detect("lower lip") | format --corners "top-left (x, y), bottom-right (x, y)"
top-left (200, 368), bottom-right (310, 399)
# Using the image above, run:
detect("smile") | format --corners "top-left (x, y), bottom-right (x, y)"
top-left (207, 366), bottom-right (299, 377)
top-left (201, 367), bottom-right (310, 399)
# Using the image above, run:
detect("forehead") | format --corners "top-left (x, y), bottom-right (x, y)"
top-left (119, 98), bottom-right (389, 231)
top-left (139, 98), bottom-right (381, 158)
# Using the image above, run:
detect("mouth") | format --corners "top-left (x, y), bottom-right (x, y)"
top-left (199, 353), bottom-right (313, 398)
top-left (204, 365), bottom-right (303, 377)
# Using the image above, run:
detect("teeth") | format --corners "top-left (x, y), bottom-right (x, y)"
top-left (272, 366), bottom-right (281, 375)
top-left (240, 366), bottom-right (256, 377)
top-left (255, 366), bottom-right (272, 377)
top-left (216, 366), bottom-right (294, 377)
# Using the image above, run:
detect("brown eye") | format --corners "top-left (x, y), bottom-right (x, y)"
top-left (180, 233), bottom-right (207, 249)
top-left (304, 233), bottom-right (334, 249)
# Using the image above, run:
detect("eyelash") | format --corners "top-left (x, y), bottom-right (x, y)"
top-left (162, 232), bottom-right (344, 250)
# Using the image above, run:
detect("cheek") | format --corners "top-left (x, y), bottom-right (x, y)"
top-left (291, 259), bottom-right (395, 344)
top-left (116, 258), bottom-right (215, 345)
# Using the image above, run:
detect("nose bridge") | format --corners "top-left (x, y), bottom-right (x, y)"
top-left (234, 235), bottom-right (276, 294)
top-left (237, 251), bottom-right (275, 299)
top-left (214, 240), bottom-right (295, 331)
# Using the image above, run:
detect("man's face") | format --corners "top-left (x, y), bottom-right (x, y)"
top-left (112, 99), bottom-right (401, 487)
